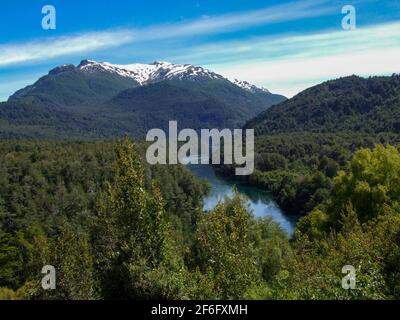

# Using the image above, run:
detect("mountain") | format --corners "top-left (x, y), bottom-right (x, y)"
top-left (218, 75), bottom-right (400, 217)
top-left (232, 78), bottom-right (270, 94)
top-left (9, 62), bottom-right (140, 107)
top-left (1, 60), bottom-right (286, 138)
top-left (103, 76), bottom-right (287, 135)
top-left (245, 75), bottom-right (400, 136)
top-left (77, 60), bottom-right (225, 84)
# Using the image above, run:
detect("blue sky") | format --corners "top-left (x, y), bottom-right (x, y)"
top-left (1, 0), bottom-right (400, 100)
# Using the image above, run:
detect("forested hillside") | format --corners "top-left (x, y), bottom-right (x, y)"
top-left (217, 75), bottom-right (400, 216)
top-left (1, 73), bottom-right (400, 300)
top-left (1, 139), bottom-right (400, 300)
top-left (246, 74), bottom-right (400, 135)
top-left (0, 139), bottom-right (291, 299)
top-left (209, 74), bottom-right (400, 298)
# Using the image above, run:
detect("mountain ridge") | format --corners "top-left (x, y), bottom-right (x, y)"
top-left (9, 59), bottom-right (275, 102)
top-left (1, 60), bottom-right (286, 138)
top-left (246, 74), bottom-right (400, 136)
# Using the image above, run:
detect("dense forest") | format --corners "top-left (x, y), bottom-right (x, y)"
top-left (245, 75), bottom-right (400, 135)
top-left (217, 75), bottom-right (400, 216)
top-left (1, 138), bottom-right (400, 299)
top-left (216, 131), bottom-right (400, 215)
top-left (1, 75), bottom-right (400, 300)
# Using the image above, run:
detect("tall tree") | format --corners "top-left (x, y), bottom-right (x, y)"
top-left (94, 138), bottom-right (189, 299)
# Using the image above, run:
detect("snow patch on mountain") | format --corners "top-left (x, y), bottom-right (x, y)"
top-left (77, 60), bottom-right (267, 93)
top-left (232, 79), bottom-right (270, 94)
top-left (78, 60), bottom-right (223, 85)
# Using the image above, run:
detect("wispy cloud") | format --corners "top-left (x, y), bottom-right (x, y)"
top-left (170, 21), bottom-right (400, 63)
top-left (183, 22), bottom-right (400, 97)
top-left (0, 0), bottom-right (334, 68)
top-left (0, 30), bottom-right (134, 67)
top-left (1, 0), bottom-right (398, 99)
top-left (213, 47), bottom-right (400, 97)
top-left (133, 0), bottom-right (335, 41)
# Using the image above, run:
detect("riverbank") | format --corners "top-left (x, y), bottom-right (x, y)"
top-left (187, 163), bottom-right (299, 236)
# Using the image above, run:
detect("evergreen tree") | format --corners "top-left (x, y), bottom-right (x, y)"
top-left (94, 138), bottom-right (190, 299)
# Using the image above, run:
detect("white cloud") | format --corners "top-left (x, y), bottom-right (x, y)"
top-left (0, 30), bottom-right (135, 67)
top-left (180, 23), bottom-right (400, 64)
top-left (0, 0), bottom-right (335, 68)
top-left (194, 22), bottom-right (400, 97)
top-left (1, 0), bottom-right (399, 98)
top-left (133, 0), bottom-right (335, 41)
top-left (213, 48), bottom-right (400, 97)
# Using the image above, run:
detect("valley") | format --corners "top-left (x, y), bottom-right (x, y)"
top-left (1, 61), bottom-right (400, 300)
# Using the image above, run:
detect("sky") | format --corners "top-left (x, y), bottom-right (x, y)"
top-left (0, 0), bottom-right (400, 101)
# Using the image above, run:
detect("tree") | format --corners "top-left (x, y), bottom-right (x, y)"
top-left (94, 138), bottom-right (190, 299)
top-left (194, 192), bottom-right (262, 299)
top-left (48, 222), bottom-right (96, 300)
top-left (284, 145), bottom-right (400, 299)
top-left (0, 233), bottom-right (24, 290)
top-left (331, 144), bottom-right (400, 224)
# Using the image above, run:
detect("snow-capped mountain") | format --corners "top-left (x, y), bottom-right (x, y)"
top-left (6, 59), bottom-right (287, 138)
top-left (77, 60), bottom-right (264, 93)
top-left (232, 79), bottom-right (270, 94)
top-left (78, 60), bottom-right (223, 84)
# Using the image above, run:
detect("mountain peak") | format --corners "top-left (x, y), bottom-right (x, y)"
top-left (150, 61), bottom-right (172, 66)
top-left (76, 59), bottom-right (270, 93)
top-left (4, 58), bottom-right (287, 138)
top-left (49, 64), bottom-right (75, 75)
top-left (232, 79), bottom-right (270, 94)
top-left (77, 59), bottom-right (97, 68)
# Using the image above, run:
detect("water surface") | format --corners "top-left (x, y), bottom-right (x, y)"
top-left (187, 162), bottom-right (298, 236)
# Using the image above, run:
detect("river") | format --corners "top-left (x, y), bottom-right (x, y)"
top-left (187, 162), bottom-right (299, 236)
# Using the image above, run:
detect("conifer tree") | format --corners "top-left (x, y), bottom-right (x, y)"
top-left (95, 138), bottom-right (189, 299)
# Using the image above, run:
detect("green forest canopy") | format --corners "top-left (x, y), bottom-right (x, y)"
top-left (1, 139), bottom-right (400, 300)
